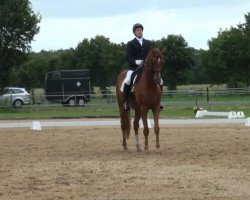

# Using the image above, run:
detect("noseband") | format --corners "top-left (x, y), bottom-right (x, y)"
top-left (142, 67), bottom-right (161, 85)
top-left (144, 59), bottom-right (162, 73)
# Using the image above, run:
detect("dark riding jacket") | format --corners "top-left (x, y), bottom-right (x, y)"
top-left (127, 38), bottom-right (151, 70)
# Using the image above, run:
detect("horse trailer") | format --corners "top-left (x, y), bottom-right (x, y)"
top-left (45, 69), bottom-right (91, 106)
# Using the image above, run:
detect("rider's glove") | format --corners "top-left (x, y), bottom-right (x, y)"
top-left (135, 60), bottom-right (143, 65)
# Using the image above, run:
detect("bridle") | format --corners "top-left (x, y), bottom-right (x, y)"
top-left (143, 55), bottom-right (163, 83)
top-left (143, 58), bottom-right (162, 76)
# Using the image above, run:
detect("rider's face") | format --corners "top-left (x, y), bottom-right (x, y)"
top-left (134, 28), bottom-right (143, 38)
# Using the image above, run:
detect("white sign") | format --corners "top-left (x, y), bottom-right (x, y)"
top-left (76, 81), bottom-right (81, 87)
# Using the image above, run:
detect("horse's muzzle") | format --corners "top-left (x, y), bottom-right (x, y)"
top-left (153, 72), bottom-right (161, 84)
top-left (154, 79), bottom-right (161, 84)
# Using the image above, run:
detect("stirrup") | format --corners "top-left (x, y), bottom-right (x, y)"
top-left (123, 102), bottom-right (130, 110)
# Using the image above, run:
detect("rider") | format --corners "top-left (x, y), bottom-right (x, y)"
top-left (121, 23), bottom-right (164, 110)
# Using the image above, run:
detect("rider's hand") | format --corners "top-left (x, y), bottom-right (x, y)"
top-left (135, 60), bottom-right (143, 65)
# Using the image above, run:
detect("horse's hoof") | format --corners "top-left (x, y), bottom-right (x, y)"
top-left (144, 147), bottom-right (149, 153)
top-left (156, 148), bottom-right (161, 153)
top-left (136, 145), bottom-right (142, 152)
top-left (123, 147), bottom-right (128, 152)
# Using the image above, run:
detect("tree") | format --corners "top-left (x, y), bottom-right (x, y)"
top-left (189, 48), bottom-right (207, 84)
top-left (75, 35), bottom-right (126, 89)
top-left (154, 35), bottom-right (194, 90)
top-left (0, 0), bottom-right (41, 89)
top-left (55, 48), bottom-right (77, 70)
top-left (238, 13), bottom-right (250, 87)
top-left (203, 12), bottom-right (250, 87)
top-left (22, 51), bottom-right (61, 88)
top-left (202, 33), bottom-right (228, 85)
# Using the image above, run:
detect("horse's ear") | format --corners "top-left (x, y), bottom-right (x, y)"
top-left (161, 48), bottom-right (166, 53)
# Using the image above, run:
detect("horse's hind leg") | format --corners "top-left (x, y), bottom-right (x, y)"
top-left (133, 108), bottom-right (141, 152)
top-left (120, 110), bottom-right (128, 151)
top-left (152, 108), bottom-right (160, 150)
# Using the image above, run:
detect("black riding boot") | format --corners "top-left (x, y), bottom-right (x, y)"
top-left (160, 85), bottom-right (164, 110)
top-left (123, 83), bottom-right (131, 110)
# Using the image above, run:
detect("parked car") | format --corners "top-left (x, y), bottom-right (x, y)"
top-left (0, 87), bottom-right (31, 108)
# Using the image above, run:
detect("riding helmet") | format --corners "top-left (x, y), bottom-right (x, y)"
top-left (133, 23), bottom-right (144, 32)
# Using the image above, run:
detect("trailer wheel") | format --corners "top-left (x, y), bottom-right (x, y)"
top-left (78, 98), bottom-right (86, 107)
top-left (68, 98), bottom-right (76, 107)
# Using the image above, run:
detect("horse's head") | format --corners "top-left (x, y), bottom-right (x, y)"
top-left (145, 48), bottom-right (165, 84)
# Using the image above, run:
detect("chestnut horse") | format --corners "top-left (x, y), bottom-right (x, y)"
top-left (116, 48), bottom-right (165, 151)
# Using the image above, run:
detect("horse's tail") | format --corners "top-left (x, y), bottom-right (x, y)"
top-left (116, 70), bottom-right (131, 139)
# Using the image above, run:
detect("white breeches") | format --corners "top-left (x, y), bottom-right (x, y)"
top-left (124, 70), bottom-right (134, 85)
top-left (120, 70), bottom-right (163, 92)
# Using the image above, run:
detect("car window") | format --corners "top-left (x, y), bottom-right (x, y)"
top-left (3, 89), bottom-right (14, 94)
top-left (13, 89), bottom-right (24, 94)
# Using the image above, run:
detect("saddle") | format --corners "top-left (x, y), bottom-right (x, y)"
top-left (130, 65), bottom-right (143, 92)
top-left (120, 64), bottom-right (144, 93)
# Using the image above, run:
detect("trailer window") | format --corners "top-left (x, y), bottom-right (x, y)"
top-left (53, 72), bottom-right (61, 79)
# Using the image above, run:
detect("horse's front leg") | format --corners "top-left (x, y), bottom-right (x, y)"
top-left (133, 108), bottom-right (141, 152)
top-left (152, 107), bottom-right (160, 150)
top-left (141, 107), bottom-right (149, 151)
top-left (122, 131), bottom-right (128, 151)
top-left (121, 127), bottom-right (128, 151)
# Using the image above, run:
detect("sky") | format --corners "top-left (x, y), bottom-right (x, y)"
top-left (30, 0), bottom-right (250, 52)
